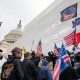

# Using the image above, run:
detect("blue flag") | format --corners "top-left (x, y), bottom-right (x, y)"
top-left (72, 17), bottom-right (80, 28)
top-left (59, 43), bottom-right (70, 64)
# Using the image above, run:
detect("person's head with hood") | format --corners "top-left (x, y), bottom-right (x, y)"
top-left (39, 59), bottom-right (48, 67)
top-left (11, 47), bottom-right (22, 59)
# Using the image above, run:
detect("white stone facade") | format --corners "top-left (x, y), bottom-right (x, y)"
top-left (0, 21), bottom-right (22, 55)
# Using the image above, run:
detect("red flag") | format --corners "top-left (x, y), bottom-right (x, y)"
top-left (64, 31), bottom-right (75, 46)
top-left (76, 32), bottom-right (80, 45)
top-left (36, 40), bottom-right (42, 56)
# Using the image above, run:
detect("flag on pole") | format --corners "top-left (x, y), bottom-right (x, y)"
top-left (59, 43), bottom-right (70, 63)
top-left (0, 22), bottom-right (3, 27)
top-left (52, 58), bottom-right (61, 80)
top-left (72, 17), bottom-right (80, 28)
top-left (64, 31), bottom-right (80, 46)
top-left (52, 43), bottom-right (69, 80)
top-left (54, 43), bottom-right (59, 57)
top-left (22, 46), bottom-right (27, 54)
top-left (61, 3), bottom-right (77, 22)
top-left (36, 40), bottom-right (42, 56)
top-left (52, 58), bottom-right (69, 80)
top-left (64, 30), bottom-right (75, 47)
top-left (31, 40), bottom-right (34, 51)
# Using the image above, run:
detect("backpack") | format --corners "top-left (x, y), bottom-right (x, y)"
top-left (2, 63), bottom-right (14, 80)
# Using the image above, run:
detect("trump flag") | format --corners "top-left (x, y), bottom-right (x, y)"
top-left (61, 3), bottom-right (77, 22)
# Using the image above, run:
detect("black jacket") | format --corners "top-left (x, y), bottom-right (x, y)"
top-left (59, 66), bottom-right (78, 80)
top-left (22, 59), bottom-right (38, 80)
top-left (1, 56), bottom-right (23, 80)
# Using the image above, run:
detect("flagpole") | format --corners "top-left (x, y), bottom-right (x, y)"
top-left (74, 27), bottom-right (76, 47)
top-left (73, 25), bottom-right (77, 67)
top-left (31, 40), bottom-right (34, 52)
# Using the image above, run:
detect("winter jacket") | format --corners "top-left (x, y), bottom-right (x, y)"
top-left (59, 66), bottom-right (78, 80)
top-left (1, 56), bottom-right (23, 80)
top-left (22, 59), bottom-right (38, 80)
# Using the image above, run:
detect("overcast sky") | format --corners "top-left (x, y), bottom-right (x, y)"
top-left (0, 0), bottom-right (55, 41)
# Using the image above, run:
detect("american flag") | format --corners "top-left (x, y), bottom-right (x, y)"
top-left (64, 30), bottom-right (75, 47)
top-left (36, 40), bottom-right (42, 55)
top-left (52, 58), bottom-right (69, 80)
top-left (60, 43), bottom-right (70, 63)
top-left (54, 43), bottom-right (59, 57)
top-left (52, 43), bottom-right (70, 80)
top-left (52, 58), bottom-right (61, 80)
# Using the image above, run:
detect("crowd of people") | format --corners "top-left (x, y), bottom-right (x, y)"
top-left (0, 47), bottom-right (80, 80)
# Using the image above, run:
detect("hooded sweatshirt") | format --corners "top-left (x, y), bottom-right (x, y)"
top-left (37, 59), bottom-right (53, 80)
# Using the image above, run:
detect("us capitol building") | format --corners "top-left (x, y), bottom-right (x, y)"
top-left (0, 20), bottom-right (22, 55)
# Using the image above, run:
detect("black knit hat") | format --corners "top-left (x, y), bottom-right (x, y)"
top-left (0, 49), bottom-right (3, 52)
top-left (11, 47), bottom-right (22, 56)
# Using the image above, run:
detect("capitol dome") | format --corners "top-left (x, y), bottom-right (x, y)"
top-left (4, 20), bottom-right (22, 44)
